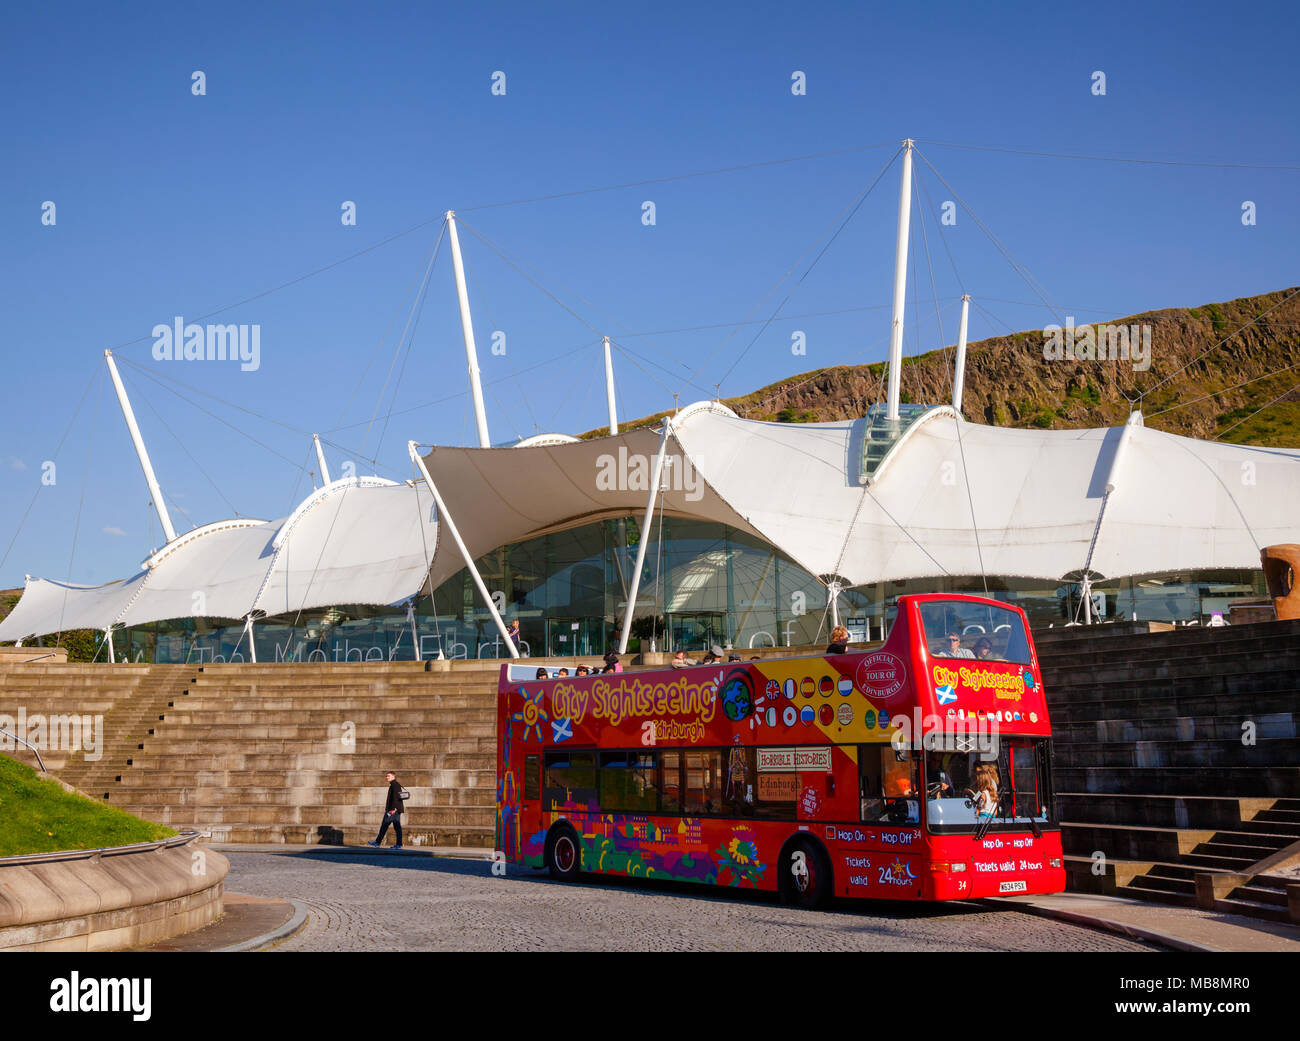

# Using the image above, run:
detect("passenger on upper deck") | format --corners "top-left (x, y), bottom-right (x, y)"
top-left (973, 636), bottom-right (997, 660)
top-left (940, 632), bottom-right (975, 658)
top-left (825, 625), bottom-right (849, 654)
top-left (671, 650), bottom-right (695, 668)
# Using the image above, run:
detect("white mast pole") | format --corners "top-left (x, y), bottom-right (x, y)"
top-left (603, 336), bottom-right (619, 435)
top-left (105, 349), bottom-right (178, 543)
top-left (618, 420), bottom-right (671, 655)
top-left (408, 442), bottom-right (518, 658)
top-left (313, 434), bottom-right (331, 485)
top-left (885, 139), bottom-right (915, 422)
top-left (445, 211), bottom-right (492, 448)
top-left (952, 294), bottom-right (971, 412)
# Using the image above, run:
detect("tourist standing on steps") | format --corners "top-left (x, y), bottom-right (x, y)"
top-left (367, 771), bottom-right (405, 849)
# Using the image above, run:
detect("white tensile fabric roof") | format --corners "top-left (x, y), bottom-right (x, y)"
top-left (0, 477), bottom-right (438, 642)
top-left (416, 404), bottom-right (1300, 591)
top-left (3, 402), bottom-right (1297, 641)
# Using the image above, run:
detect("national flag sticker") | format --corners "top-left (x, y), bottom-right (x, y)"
top-left (783, 706), bottom-right (798, 727)
top-left (935, 684), bottom-right (957, 705)
top-left (819, 676), bottom-right (834, 696)
top-left (783, 678), bottom-right (796, 699)
top-left (819, 704), bottom-right (834, 725)
top-left (550, 718), bottom-right (573, 743)
top-left (800, 706), bottom-right (815, 724)
top-left (837, 677), bottom-right (854, 696)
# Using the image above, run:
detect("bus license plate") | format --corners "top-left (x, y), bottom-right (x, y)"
top-left (999, 880), bottom-right (1028, 893)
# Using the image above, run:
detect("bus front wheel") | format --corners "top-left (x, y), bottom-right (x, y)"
top-left (547, 825), bottom-right (582, 882)
top-left (781, 838), bottom-right (831, 910)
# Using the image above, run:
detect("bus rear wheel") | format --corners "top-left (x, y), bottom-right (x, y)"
top-left (547, 825), bottom-right (581, 882)
top-left (781, 838), bottom-right (831, 910)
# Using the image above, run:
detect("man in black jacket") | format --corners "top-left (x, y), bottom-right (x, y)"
top-left (366, 771), bottom-right (404, 849)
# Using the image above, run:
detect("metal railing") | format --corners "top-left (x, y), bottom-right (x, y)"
top-left (0, 727), bottom-right (46, 772)
top-left (0, 829), bottom-right (201, 867)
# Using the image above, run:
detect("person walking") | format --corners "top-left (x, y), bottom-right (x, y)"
top-left (367, 771), bottom-right (405, 849)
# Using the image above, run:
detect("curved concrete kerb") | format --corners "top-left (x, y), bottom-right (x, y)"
top-left (0, 831), bottom-right (227, 951)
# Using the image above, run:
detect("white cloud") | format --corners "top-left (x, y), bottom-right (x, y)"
top-left (7, 457), bottom-right (26, 471)
top-left (102, 526), bottom-right (127, 537)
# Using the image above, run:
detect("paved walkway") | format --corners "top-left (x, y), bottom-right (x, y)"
top-left (998, 891), bottom-right (1300, 953)
top-left (148, 844), bottom-right (1300, 953)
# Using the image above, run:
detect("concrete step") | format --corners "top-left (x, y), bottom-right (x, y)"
top-left (1054, 737), bottom-right (1300, 769)
top-left (1055, 713), bottom-right (1297, 744)
top-left (1049, 690), bottom-right (1300, 725)
top-left (1061, 822), bottom-right (1214, 861)
top-left (1055, 765), bottom-right (1300, 798)
top-left (1058, 793), bottom-right (1276, 830)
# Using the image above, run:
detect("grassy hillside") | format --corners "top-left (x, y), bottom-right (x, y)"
top-left (587, 287), bottom-right (1300, 447)
top-left (0, 754), bottom-right (175, 856)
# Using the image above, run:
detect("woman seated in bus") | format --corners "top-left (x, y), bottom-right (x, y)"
top-left (535, 667), bottom-right (550, 679)
top-left (671, 650), bottom-right (696, 668)
top-left (973, 636), bottom-right (999, 661)
top-left (825, 625), bottom-right (849, 654)
top-left (970, 763), bottom-right (1000, 819)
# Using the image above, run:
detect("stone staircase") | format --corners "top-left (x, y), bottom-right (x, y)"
top-left (1039, 620), bottom-right (1300, 922)
top-left (0, 663), bottom-right (152, 775)
top-left (101, 661), bottom-right (501, 847)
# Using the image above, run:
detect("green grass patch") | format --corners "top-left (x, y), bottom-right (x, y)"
top-left (0, 754), bottom-right (174, 857)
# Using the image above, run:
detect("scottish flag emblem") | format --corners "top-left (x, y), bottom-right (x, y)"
top-left (551, 717), bottom-right (573, 743)
top-left (935, 684), bottom-right (958, 705)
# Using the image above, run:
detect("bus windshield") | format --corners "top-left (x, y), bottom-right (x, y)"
top-left (918, 599), bottom-right (1032, 665)
top-left (925, 740), bottom-right (1053, 833)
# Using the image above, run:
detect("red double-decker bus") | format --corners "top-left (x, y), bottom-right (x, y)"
top-left (495, 593), bottom-right (1064, 906)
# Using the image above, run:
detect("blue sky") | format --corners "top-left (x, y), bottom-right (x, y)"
top-left (1, 0), bottom-right (1297, 587)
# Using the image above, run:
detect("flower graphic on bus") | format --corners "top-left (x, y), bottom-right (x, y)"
top-left (512, 687), bottom-right (549, 742)
top-left (715, 836), bottom-right (766, 887)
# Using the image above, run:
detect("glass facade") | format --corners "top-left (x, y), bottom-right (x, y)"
top-left (114, 516), bottom-right (1267, 664)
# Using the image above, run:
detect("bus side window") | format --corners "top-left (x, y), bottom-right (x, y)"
top-left (524, 755), bottom-right (540, 801)
top-left (683, 750), bottom-right (724, 815)
top-left (659, 750), bottom-right (682, 812)
top-left (860, 746), bottom-right (919, 824)
top-left (543, 751), bottom-right (597, 810)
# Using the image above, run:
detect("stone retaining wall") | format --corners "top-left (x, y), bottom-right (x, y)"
top-left (0, 834), bottom-right (226, 951)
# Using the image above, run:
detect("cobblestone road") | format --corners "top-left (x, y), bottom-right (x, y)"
top-left (224, 850), bottom-right (1157, 952)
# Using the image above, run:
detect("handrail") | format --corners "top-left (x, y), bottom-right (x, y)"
top-left (0, 829), bottom-right (201, 867)
top-left (0, 727), bottom-right (46, 772)
top-left (10, 653), bottom-right (57, 663)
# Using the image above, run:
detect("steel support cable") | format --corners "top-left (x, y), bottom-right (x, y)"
top-left (1137, 288), bottom-right (1300, 405)
top-left (953, 416), bottom-right (990, 597)
top-left (0, 368), bottom-right (99, 574)
top-left (1145, 358), bottom-right (1300, 422)
top-left (118, 363), bottom-right (310, 472)
top-left (453, 218), bottom-right (692, 377)
top-left (104, 216), bottom-right (448, 358)
top-left (456, 240), bottom-right (541, 439)
top-left (917, 167), bottom-right (966, 294)
top-left (458, 141), bottom-right (901, 213)
top-left (915, 138), bottom-right (1300, 171)
top-left (455, 217), bottom-right (604, 338)
top-left (368, 224), bottom-right (446, 463)
top-left (335, 219), bottom-right (449, 432)
top-left (125, 369), bottom-right (240, 517)
top-left (704, 148), bottom-right (904, 393)
top-left (913, 148), bottom-right (1066, 329)
top-left (610, 339), bottom-right (714, 400)
top-left (1215, 376), bottom-right (1300, 441)
top-left (56, 372), bottom-right (105, 647)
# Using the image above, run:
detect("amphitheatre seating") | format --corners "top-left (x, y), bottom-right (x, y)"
top-left (0, 659), bottom-right (505, 848)
top-left (1039, 619), bottom-right (1300, 922)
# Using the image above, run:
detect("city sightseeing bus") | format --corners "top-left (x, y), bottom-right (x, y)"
top-left (494, 593), bottom-right (1064, 906)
